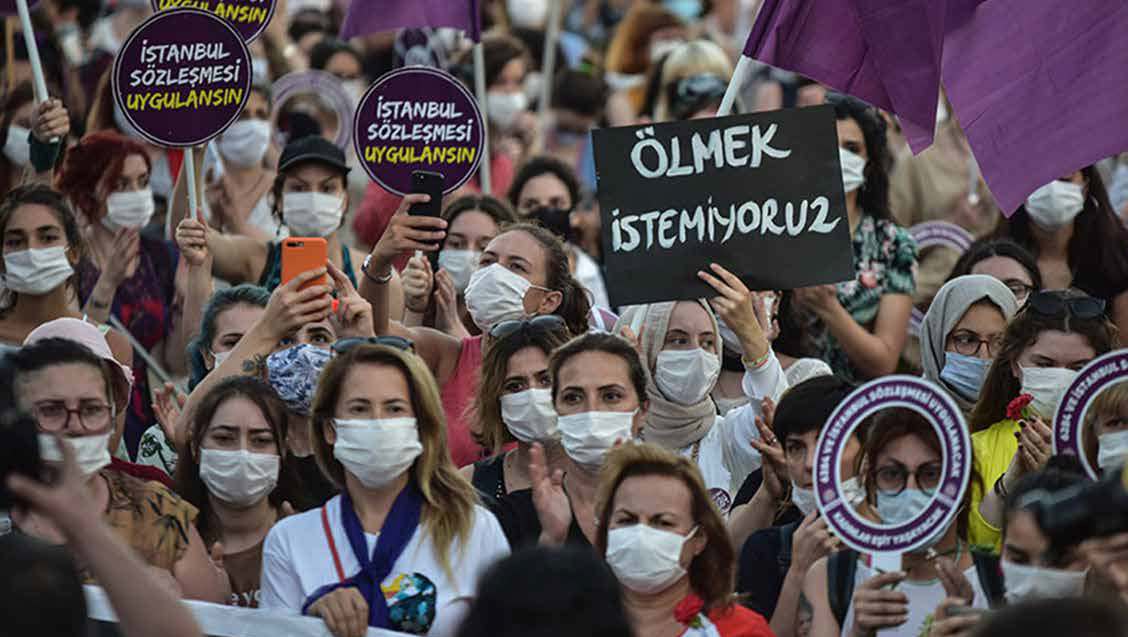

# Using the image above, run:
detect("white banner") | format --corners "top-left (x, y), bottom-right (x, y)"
top-left (84, 586), bottom-right (409, 637)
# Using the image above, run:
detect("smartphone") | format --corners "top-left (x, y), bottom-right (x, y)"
top-left (0, 409), bottom-right (44, 509)
top-left (281, 238), bottom-right (328, 292)
top-left (408, 170), bottom-right (445, 248)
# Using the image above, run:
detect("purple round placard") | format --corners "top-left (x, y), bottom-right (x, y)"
top-left (150, 0), bottom-right (276, 43)
top-left (1053, 349), bottom-right (1128, 479)
top-left (112, 9), bottom-right (251, 148)
top-left (814, 375), bottom-right (971, 555)
top-left (908, 222), bottom-right (975, 337)
top-left (353, 66), bottom-right (484, 196)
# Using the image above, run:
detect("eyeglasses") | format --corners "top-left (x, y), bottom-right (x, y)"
top-left (948, 330), bottom-right (1003, 357)
top-left (1002, 279), bottom-right (1035, 303)
top-left (31, 401), bottom-right (114, 432)
top-left (489, 315), bottom-right (568, 340)
top-left (1025, 291), bottom-right (1106, 319)
top-left (872, 461), bottom-right (943, 496)
top-left (331, 336), bottom-right (415, 355)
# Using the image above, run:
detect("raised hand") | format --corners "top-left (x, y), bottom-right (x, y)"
top-left (368, 194), bottom-right (446, 271)
top-left (152, 382), bottom-right (188, 452)
top-left (849, 570), bottom-right (908, 637)
top-left (698, 263), bottom-right (769, 361)
top-left (791, 512), bottom-right (839, 574)
top-left (530, 442), bottom-right (571, 547)
top-left (175, 217), bottom-right (210, 268)
top-left (401, 255), bottom-right (434, 314)
top-left (328, 261), bottom-right (375, 339)
top-left (260, 268), bottom-right (334, 342)
top-left (434, 268), bottom-right (470, 339)
top-left (31, 98), bottom-right (70, 143)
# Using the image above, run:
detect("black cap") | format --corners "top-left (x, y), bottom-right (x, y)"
top-left (277, 135), bottom-right (350, 174)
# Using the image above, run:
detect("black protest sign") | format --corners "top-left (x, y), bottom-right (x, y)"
top-left (592, 105), bottom-right (853, 306)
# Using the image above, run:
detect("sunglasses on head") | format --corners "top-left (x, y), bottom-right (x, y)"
top-left (331, 336), bottom-right (416, 355)
top-left (489, 315), bottom-right (567, 340)
top-left (1024, 291), bottom-right (1106, 320)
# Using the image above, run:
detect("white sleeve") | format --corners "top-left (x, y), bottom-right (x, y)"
top-left (258, 524), bottom-right (304, 612)
top-left (716, 353), bottom-right (791, 493)
top-left (741, 351), bottom-right (790, 405)
top-left (470, 508), bottom-right (511, 589)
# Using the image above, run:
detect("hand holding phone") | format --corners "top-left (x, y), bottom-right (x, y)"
top-left (281, 238), bottom-right (329, 291)
top-left (408, 171), bottom-right (445, 250)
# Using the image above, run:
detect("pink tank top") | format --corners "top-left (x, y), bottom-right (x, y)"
top-left (441, 335), bottom-right (484, 468)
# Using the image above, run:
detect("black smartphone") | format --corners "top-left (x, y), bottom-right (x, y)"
top-left (0, 408), bottom-right (44, 509)
top-left (408, 170), bottom-right (445, 222)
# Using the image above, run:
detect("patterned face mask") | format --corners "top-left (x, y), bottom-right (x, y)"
top-left (266, 344), bottom-right (331, 415)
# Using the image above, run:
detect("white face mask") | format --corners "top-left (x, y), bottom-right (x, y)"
top-left (199, 448), bottom-right (280, 508)
top-left (210, 349), bottom-right (232, 369)
top-left (437, 249), bottom-right (481, 293)
top-left (507, 0), bottom-right (548, 28)
top-left (251, 56), bottom-right (269, 80)
top-left (103, 188), bottom-right (155, 231)
top-left (4, 125), bottom-right (30, 167)
top-left (486, 90), bottom-right (527, 130)
top-left (332, 418), bottom-right (422, 488)
top-left (1097, 429), bottom-right (1128, 473)
top-left (655, 348), bottom-right (721, 406)
top-left (648, 38), bottom-right (684, 62)
top-left (219, 119), bottom-right (272, 168)
top-left (1024, 180), bottom-right (1084, 232)
top-left (283, 192), bottom-right (345, 238)
top-left (876, 487), bottom-right (933, 525)
top-left (3, 246), bottom-right (74, 295)
top-left (791, 483), bottom-right (818, 516)
top-left (464, 263), bottom-right (534, 331)
top-left (1001, 560), bottom-right (1088, 602)
top-left (842, 475), bottom-right (866, 506)
top-left (500, 388), bottom-right (558, 443)
top-left (1019, 366), bottom-right (1078, 420)
top-left (839, 147), bottom-right (866, 193)
top-left (557, 410), bottom-right (635, 469)
top-left (606, 524), bottom-right (696, 594)
top-left (39, 432), bottom-right (112, 477)
top-left (342, 79), bottom-right (366, 106)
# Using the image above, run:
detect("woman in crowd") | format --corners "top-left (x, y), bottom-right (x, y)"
top-left (803, 408), bottom-right (985, 637)
top-left (651, 40), bottom-right (734, 122)
top-left (737, 375), bottom-right (862, 637)
top-left (8, 337), bottom-right (227, 602)
top-left (56, 131), bottom-right (191, 458)
top-left (464, 316), bottom-right (571, 502)
top-left (364, 197), bottom-right (592, 467)
top-left (596, 443), bottom-right (775, 637)
top-left (603, 3), bottom-right (686, 125)
top-left (993, 167), bottom-right (1128, 335)
top-left (947, 238), bottom-right (1042, 307)
top-left (205, 82), bottom-right (280, 241)
top-left (174, 375), bottom-right (303, 608)
top-left (969, 289), bottom-right (1117, 550)
top-left (2, 83), bottom-right (35, 193)
top-left (920, 275), bottom-right (1018, 415)
top-left (174, 135), bottom-right (404, 312)
top-left (1082, 380), bottom-right (1128, 475)
top-left (187, 284), bottom-right (272, 392)
top-left (259, 341), bottom-right (510, 636)
top-left (402, 195), bottom-right (518, 338)
top-left (794, 95), bottom-right (917, 383)
top-left (529, 331), bottom-right (649, 548)
top-left (612, 262), bottom-right (786, 515)
top-left (507, 155), bottom-right (610, 309)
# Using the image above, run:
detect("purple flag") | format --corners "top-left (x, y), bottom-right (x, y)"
top-left (941, 0), bottom-right (1128, 213)
top-left (743, 0), bottom-right (943, 153)
top-left (340, 0), bottom-right (481, 41)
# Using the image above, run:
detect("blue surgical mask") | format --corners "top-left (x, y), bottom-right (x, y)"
top-left (663, 0), bottom-right (701, 20)
top-left (939, 352), bottom-right (991, 402)
top-left (876, 488), bottom-right (933, 525)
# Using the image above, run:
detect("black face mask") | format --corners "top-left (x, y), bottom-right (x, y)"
top-left (528, 206), bottom-right (575, 243)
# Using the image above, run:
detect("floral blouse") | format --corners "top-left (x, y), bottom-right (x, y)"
top-left (808, 215), bottom-right (918, 382)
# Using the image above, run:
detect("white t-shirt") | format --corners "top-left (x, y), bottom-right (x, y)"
top-left (840, 560), bottom-right (988, 637)
top-left (573, 247), bottom-right (610, 309)
top-left (679, 354), bottom-right (790, 513)
top-left (260, 494), bottom-right (510, 634)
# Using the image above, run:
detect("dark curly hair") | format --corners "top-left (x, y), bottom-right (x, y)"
top-left (829, 93), bottom-right (892, 221)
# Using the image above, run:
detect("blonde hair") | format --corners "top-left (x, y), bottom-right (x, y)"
top-left (310, 345), bottom-right (479, 579)
top-left (653, 40), bottom-right (735, 123)
top-left (1083, 380), bottom-right (1128, 471)
top-left (595, 443), bottom-right (737, 613)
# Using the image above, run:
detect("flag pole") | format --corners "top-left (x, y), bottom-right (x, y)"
top-left (182, 146), bottom-right (199, 235)
top-left (718, 55), bottom-right (754, 117)
top-left (15, 0), bottom-right (58, 143)
top-left (5, 17), bottom-right (15, 91)
top-left (472, 40), bottom-right (492, 195)
top-left (535, 0), bottom-right (562, 150)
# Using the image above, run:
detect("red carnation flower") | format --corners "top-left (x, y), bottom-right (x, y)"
top-left (674, 594), bottom-right (704, 626)
top-left (1007, 394), bottom-right (1034, 420)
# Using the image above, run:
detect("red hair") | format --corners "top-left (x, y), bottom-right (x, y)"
top-left (56, 131), bottom-right (151, 222)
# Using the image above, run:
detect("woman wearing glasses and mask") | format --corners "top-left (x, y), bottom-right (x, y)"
top-left (919, 275), bottom-right (1018, 417)
top-left (969, 289), bottom-right (1117, 551)
top-left (7, 338), bottom-right (228, 602)
top-left (597, 443), bottom-right (774, 637)
top-left (259, 341), bottom-right (510, 637)
top-left (363, 197), bottom-right (591, 467)
top-left (803, 408), bottom-right (984, 637)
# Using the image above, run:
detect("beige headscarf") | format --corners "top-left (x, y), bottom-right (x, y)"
top-left (614, 300), bottom-right (718, 450)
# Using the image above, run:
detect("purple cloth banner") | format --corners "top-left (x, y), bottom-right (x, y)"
top-left (745, 0), bottom-right (1128, 215)
top-left (340, 0), bottom-right (481, 41)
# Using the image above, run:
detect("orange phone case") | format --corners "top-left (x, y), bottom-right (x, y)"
top-left (281, 238), bottom-right (328, 291)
